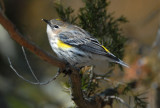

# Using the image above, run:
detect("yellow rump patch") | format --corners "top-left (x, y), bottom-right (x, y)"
top-left (57, 40), bottom-right (72, 49)
top-left (102, 45), bottom-right (110, 53)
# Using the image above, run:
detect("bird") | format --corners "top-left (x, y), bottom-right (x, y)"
top-left (42, 19), bottom-right (128, 74)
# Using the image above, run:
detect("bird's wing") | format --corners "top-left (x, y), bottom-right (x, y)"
top-left (58, 30), bottom-right (110, 55)
top-left (58, 30), bottom-right (129, 67)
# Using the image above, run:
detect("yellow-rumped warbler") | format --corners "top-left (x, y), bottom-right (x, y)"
top-left (43, 19), bottom-right (128, 73)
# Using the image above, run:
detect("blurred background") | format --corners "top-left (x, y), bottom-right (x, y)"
top-left (0, 0), bottom-right (160, 108)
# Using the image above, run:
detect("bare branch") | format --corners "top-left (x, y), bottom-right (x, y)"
top-left (8, 57), bottom-right (39, 85)
top-left (8, 57), bottom-right (60, 85)
top-left (22, 46), bottom-right (40, 83)
top-left (69, 70), bottom-right (101, 108)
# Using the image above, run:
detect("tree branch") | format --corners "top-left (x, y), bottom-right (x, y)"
top-left (69, 70), bottom-right (101, 108)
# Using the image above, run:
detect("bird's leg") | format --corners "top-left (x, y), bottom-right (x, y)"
top-left (59, 62), bottom-right (81, 77)
top-left (58, 63), bottom-right (72, 77)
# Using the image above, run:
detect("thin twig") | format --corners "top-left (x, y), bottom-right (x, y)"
top-left (95, 76), bottom-right (111, 82)
top-left (8, 57), bottom-right (60, 85)
top-left (22, 46), bottom-right (40, 83)
top-left (104, 96), bottom-right (132, 108)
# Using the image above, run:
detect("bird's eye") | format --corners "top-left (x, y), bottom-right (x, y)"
top-left (54, 25), bottom-right (59, 28)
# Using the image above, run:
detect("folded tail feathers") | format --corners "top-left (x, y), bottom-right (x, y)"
top-left (106, 52), bottom-right (129, 68)
top-left (116, 59), bottom-right (129, 68)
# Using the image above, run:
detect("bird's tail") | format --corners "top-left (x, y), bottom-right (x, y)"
top-left (106, 52), bottom-right (129, 68)
top-left (116, 59), bottom-right (129, 68)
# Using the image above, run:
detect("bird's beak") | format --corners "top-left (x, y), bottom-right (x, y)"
top-left (42, 19), bottom-right (49, 24)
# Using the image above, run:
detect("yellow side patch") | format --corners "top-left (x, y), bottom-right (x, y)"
top-left (56, 18), bottom-right (61, 21)
top-left (102, 45), bottom-right (110, 53)
top-left (57, 40), bottom-right (72, 49)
